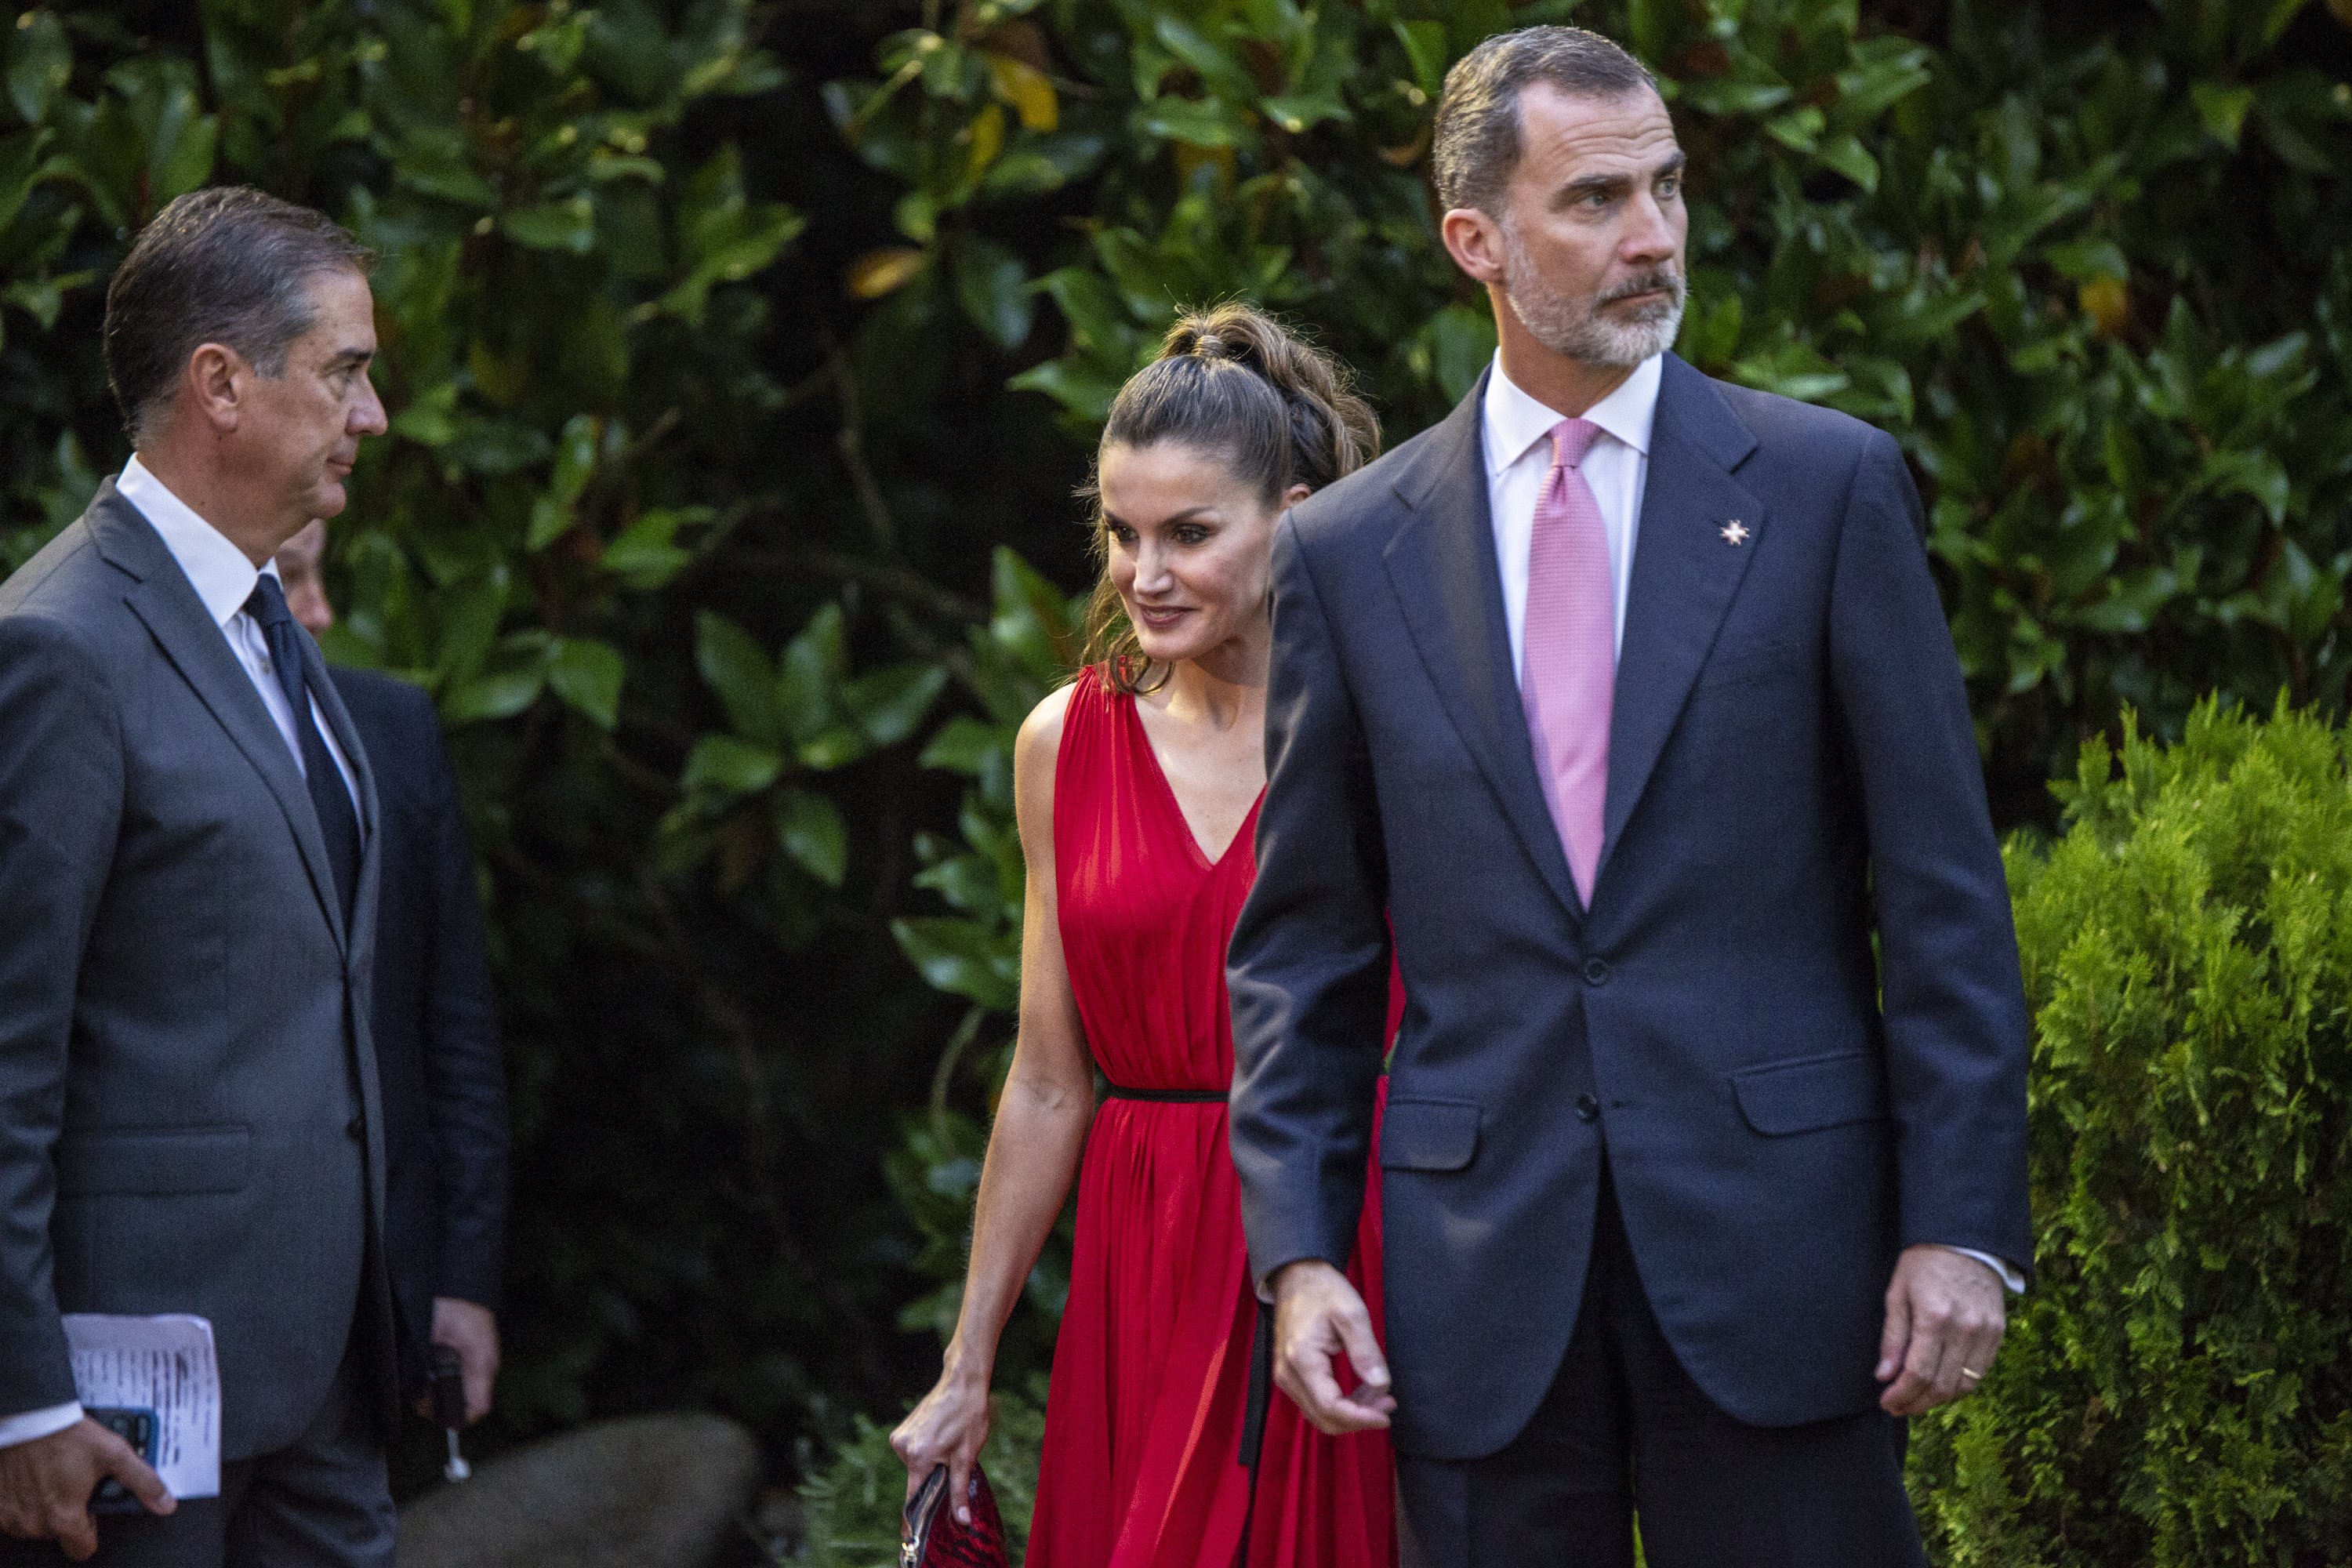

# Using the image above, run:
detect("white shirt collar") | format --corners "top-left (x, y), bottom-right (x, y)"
top-left (115, 456), bottom-right (280, 628)
top-left (1483, 350), bottom-right (1664, 477)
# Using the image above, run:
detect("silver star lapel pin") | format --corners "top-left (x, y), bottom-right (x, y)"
top-left (1720, 518), bottom-right (1750, 546)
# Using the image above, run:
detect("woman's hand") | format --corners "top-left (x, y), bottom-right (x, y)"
top-left (890, 1363), bottom-right (993, 1525)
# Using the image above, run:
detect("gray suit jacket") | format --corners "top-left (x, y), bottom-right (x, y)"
top-left (0, 481), bottom-right (398, 1461)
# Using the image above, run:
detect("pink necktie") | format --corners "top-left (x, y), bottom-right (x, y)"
top-left (1519, 418), bottom-right (1613, 908)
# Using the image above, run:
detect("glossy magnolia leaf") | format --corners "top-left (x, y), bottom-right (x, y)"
top-left (797, 724), bottom-right (869, 772)
top-left (989, 547), bottom-right (1075, 684)
top-left (778, 604), bottom-right (848, 742)
top-left (845, 663), bottom-right (949, 747)
top-left (846, 246), bottom-right (926, 299)
top-left (684, 733), bottom-right (784, 797)
top-left (6, 13), bottom-right (70, 125)
top-left (775, 787), bottom-right (848, 887)
top-left (1152, 17), bottom-right (1258, 105)
top-left (2190, 82), bottom-right (2256, 150)
top-left (1730, 340), bottom-right (1851, 405)
top-left (954, 235), bottom-right (1032, 349)
top-left (695, 611), bottom-right (784, 748)
top-left (1428, 303), bottom-right (1497, 405)
top-left (440, 664), bottom-right (545, 726)
top-left (891, 916), bottom-right (1020, 1013)
top-left (524, 415), bottom-right (601, 550)
top-left (919, 716), bottom-right (1004, 776)
top-left (501, 198), bottom-right (598, 253)
top-left (1813, 134), bottom-right (1878, 194)
top-left (602, 508), bottom-right (702, 590)
top-left (546, 637), bottom-right (624, 730)
top-left (1391, 20), bottom-right (1447, 99)
top-left (1138, 96), bottom-right (1249, 149)
top-left (985, 53), bottom-right (1058, 131)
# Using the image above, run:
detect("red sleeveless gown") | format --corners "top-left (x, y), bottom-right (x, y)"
top-left (1027, 666), bottom-right (1394, 1568)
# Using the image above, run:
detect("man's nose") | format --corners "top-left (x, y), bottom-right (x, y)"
top-left (351, 376), bottom-right (389, 437)
top-left (1622, 194), bottom-right (1679, 263)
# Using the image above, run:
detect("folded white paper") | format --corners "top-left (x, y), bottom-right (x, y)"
top-left (62, 1314), bottom-right (221, 1500)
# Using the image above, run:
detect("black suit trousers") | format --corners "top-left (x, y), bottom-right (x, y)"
top-left (1396, 1169), bottom-right (1929, 1568)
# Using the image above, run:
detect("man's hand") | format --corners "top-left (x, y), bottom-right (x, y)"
top-left (1876, 1245), bottom-right (2005, 1416)
top-left (0, 1417), bottom-right (174, 1560)
top-left (416, 1298), bottom-right (499, 1426)
top-left (1269, 1260), bottom-right (1396, 1436)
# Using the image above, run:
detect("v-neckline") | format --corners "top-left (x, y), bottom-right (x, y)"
top-left (1123, 691), bottom-right (1265, 871)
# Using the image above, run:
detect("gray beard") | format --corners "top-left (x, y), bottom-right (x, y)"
top-left (1499, 225), bottom-right (1686, 368)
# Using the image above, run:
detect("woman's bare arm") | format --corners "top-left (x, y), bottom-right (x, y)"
top-left (893, 683), bottom-right (1097, 1511)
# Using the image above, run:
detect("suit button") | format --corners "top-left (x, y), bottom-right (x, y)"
top-left (1574, 1094), bottom-right (1600, 1123)
top-left (1582, 957), bottom-right (1610, 985)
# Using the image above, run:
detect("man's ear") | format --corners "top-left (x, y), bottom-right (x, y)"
top-left (184, 343), bottom-right (246, 434)
top-left (1440, 207), bottom-right (1507, 286)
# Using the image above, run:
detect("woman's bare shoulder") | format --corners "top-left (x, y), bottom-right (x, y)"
top-left (1015, 677), bottom-right (1082, 771)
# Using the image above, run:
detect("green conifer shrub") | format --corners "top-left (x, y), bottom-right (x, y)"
top-left (1909, 701), bottom-right (2352, 1565)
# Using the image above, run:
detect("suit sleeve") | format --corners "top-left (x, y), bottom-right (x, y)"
top-left (1828, 430), bottom-right (2034, 1278)
top-left (408, 695), bottom-right (508, 1310)
top-left (0, 616), bottom-right (123, 1415)
top-left (1226, 512), bottom-right (1392, 1283)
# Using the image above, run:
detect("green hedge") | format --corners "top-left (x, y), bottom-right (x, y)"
top-left (1908, 702), bottom-right (2352, 1565)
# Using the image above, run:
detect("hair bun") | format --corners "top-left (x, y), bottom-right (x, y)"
top-left (1192, 332), bottom-right (1232, 361)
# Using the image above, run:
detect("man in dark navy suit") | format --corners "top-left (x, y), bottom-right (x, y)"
top-left (1226, 26), bottom-right (2031, 1566)
top-left (277, 523), bottom-right (507, 1434)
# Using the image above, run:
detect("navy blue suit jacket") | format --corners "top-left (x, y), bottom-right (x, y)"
top-left (330, 666), bottom-right (508, 1402)
top-left (1228, 356), bottom-right (2031, 1461)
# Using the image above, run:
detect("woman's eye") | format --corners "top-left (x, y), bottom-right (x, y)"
top-left (1173, 525), bottom-right (1208, 545)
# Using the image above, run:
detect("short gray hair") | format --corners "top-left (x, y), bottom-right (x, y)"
top-left (103, 186), bottom-right (373, 444)
top-left (1431, 26), bottom-right (1659, 217)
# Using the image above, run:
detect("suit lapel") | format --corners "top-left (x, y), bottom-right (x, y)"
top-left (1598, 357), bottom-right (1764, 877)
top-left (91, 486), bottom-right (353, 954)
top-left (1383, 375), bottom-right (1586, 924)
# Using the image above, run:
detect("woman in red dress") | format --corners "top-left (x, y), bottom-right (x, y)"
top-left (893, 305), bottom-right (1392, 1566)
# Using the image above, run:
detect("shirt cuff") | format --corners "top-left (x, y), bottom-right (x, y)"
top-left (1936, 1245), bottom-right (2026, 1294)
top-left (0, 1402), bottom-right (83, 1450)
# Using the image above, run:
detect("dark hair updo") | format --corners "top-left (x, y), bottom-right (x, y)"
top-left (1082, 303), bottom-right (1380, 691)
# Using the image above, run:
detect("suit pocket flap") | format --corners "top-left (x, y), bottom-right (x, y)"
top-left (56, 1126), bottom-right (250, 1196)
top-left (1379, 1098), bottom-right (1480, 1171)
top-left (1730, 1054), bottom-right (1886, 1135)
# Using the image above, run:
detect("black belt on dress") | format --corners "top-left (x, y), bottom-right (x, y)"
top-left (1100, 1080), bottom-right (1226, 1103)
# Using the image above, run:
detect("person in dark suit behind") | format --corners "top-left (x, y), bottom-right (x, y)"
top-left (1227, 26), bottom-right (2030, 1566)
top-left (274, 522), bottom-right (506, 1432)
top-left (0, 187), bottom-right (398, 1564)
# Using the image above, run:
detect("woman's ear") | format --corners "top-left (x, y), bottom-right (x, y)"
top-left (1281, 482), bottom-right (1312, 510)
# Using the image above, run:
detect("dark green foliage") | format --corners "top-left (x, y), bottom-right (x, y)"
top-left (1908, 702), bottom-right (2352, 1564)
top-left (0, 0), bottom-right (2345, 1532)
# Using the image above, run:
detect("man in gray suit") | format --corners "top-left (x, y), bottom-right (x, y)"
top-left (0, 187), bottom-right (397, 1565)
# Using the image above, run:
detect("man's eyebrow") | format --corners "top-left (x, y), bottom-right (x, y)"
top-left (324, 346), bottom-right (374, 368)
top-left (1554, 150), bottom-right (1688, 206)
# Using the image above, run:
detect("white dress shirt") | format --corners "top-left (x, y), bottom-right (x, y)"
top-left (1479, 353), bottom-right (2023, 1298)
top-left (0, 462), bottom-right (361, 1450)
top-left (116, 457), bottom-right (358, 808)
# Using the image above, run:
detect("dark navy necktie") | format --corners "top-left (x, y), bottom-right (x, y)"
top-left (244, 574), bottom-right (360, 922)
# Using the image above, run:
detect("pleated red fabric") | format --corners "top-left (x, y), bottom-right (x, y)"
top-left (1027, 666), bottom-right (1394, 1568)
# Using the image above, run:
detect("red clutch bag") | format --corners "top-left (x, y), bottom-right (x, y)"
top-left (901, 1464), bottom-right (1008, 1568)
